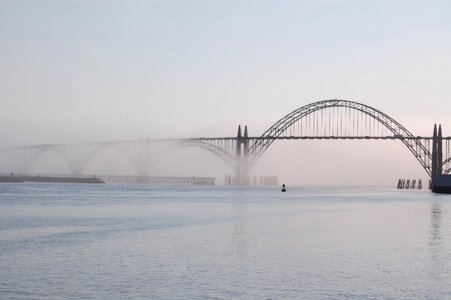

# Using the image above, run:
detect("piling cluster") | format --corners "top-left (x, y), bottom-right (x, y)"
top-left (224, 175), bottom-right (278, 186)
top-left (397, 179), bottom-right (422, 190)
top-left (100, 175), bottom-right (215, 185)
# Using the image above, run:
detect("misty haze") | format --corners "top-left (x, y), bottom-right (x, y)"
top-left (1, 1), bottom-right (451, 299)
top-left (1, 1), bottom-right (450, 186)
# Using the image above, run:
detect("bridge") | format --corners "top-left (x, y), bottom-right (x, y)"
top-left (2, 99), bottom-right (451, 185)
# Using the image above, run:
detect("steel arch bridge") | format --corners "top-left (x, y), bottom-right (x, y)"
top-left (2, 99), bottom-right (451, 183)
top-left (248, 99), bottom-right (432, 173)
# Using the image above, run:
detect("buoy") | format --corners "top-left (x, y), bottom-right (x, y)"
top-left (281, 184), bottom-right (286, 192)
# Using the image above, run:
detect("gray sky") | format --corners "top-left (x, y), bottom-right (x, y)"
top-left (1, 0), bottom-right (450, 185)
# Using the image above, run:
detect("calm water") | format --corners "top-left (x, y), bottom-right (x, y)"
top-left (1, 183), bottom-right (451, 299)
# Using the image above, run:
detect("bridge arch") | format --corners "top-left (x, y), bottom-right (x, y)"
top-left (248, 99), bottom-right (432, 176)
top-left (79, 140), bottom-right (237, 176)
top-left (11, 140), bottom-right (238, 177)
top-left (443, 157), bottom-right (451, 175)
top-left (74, 144), bottom-right (143, 176)
top-left (148, 140), bottom-right (236, 172)
top-left (8, 144), bottom-right (139, 176)
top-left (18, 147), bottom-right (75, 175)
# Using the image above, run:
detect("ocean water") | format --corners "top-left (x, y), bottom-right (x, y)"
top-left (0, 183), bottom-right (450, 300)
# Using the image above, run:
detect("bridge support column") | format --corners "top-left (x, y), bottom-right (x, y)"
top-left (431, 124), bottom-right (443, 188)
top-left (135, 139), bottom-right (150, 176)
top-left (234, 125), bottom-right (250, 185)
top-left (243, 125), bottom-right (249, 185)
top-left (432, 124), bottom-right (438, 186)
top-left (438, 125), bottom-right (443, 175)
top-left (64, 145), bottom-right (94, 176)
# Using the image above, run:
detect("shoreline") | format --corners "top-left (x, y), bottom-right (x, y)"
top-left (0, 175), bottom-right (104, 184)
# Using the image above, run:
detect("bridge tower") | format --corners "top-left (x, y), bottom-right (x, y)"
top-left (235, 125), bottom-right (250, 185)
top-left (431, 124), bottom-right (444, 187)
top-left (438, 124), bottom-right (443, 175)
top-left (236, 125), bottom-right (242, 184)
top-left (243, 125), bottom-right (249, 185)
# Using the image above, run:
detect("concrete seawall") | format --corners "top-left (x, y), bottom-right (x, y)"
top-left (0, 175), bottom-right (104, 184)
top-left (0, 176), bottom-right (24, 182)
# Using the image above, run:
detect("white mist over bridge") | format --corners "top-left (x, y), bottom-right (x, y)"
top-left (2, 100), bottom-right (450, 187)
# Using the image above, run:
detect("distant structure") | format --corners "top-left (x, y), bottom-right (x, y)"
top-left (397, 179), bottom-right (422, 190)
top-left (100, 175), bottom-right (215, 185)
top-left (3, 99), bottom-right (451, 190)
top-left (430, 124), bottom-right (451, 193)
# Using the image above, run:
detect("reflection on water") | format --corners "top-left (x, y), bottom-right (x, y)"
top-left (1, 184), bottom-right (451, 299)
top-left (429, 201), bottom-right (447, 296)
top-left (232, 204), bottom-right (249, 253)
top-left (430, 202), bottom-right (442, 246)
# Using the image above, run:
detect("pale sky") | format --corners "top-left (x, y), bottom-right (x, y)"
top-left (1, 0), bottom-right (451, 185)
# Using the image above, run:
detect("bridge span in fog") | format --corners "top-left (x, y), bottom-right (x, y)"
top-left (2, 99), bottom-right (451, 186)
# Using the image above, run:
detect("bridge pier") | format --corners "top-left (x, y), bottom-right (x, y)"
top-left (431, 124), bottom-right (442, 185)
top-left (437, 125), bottom-right (443, 176)
top-left (234, 125), bottom-right (250, 185)
top-left (431, 124), bottom-right (451, 193)
top-left (132, 139), bottom-right (151, 176)
top-left (243, 125), bottom-right (249, 184)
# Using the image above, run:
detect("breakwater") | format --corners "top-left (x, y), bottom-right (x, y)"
top-left (99, 175), bottom-right (215, 185)
top-left (0, 174), bottom-right (104, 184)
top-left (0, 175), bottom-right (24, 182)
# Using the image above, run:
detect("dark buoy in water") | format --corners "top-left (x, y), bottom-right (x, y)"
top-left (281, 184), bottom-right (286, 192)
